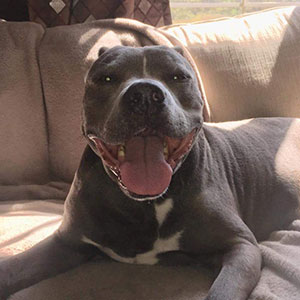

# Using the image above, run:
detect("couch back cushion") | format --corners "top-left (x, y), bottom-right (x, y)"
top-left (163, 7), bottom-right (300, 122)
top-left (0, 22), bottom-right (49, 184)
top-left (39, 20), bottom-right (163, 182)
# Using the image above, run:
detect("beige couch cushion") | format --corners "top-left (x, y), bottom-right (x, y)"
top-left (163, 7), bottom-right (300, 122)
top-left (0, 200), bottom-right (63, 257)
top-left (0, 22), bottom-right (49, 184)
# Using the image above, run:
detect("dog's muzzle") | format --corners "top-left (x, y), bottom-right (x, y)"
top-left (87, 79), bottom-right (198, 200)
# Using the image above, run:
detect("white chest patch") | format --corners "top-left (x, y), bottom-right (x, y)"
top-left (82, 198), bottom-right (183, 265)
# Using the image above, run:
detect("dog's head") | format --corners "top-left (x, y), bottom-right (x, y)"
top-left (82, 46), bottom-right (204, 200)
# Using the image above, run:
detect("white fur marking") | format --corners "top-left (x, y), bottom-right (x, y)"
top-left (143, 55), bottom-right (149, 77)
top-left (155, 198), bottom-right (173, 227)
top-left (135, 230), bottom-right (183, 264)
top-left (81, 230), bottom-right (183, 266)
top-left (81, 235), bottom-right (136, 264)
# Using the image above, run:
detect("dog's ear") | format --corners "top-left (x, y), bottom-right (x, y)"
top-left (173, 46), bottom-right (184, 56)
top-left (98, 47), bottom-right (109, 57)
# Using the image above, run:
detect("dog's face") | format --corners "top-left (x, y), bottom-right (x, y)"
top-left (82, 46), bottom-right (203, 200)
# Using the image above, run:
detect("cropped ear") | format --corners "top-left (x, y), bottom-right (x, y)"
top-left (98, 47), bottom-right (109, 57)
top-left (173, 46), bottom-right (184, 56)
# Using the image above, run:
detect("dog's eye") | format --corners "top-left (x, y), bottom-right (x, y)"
top-left (172, 74), bottom-right (190, 81)
top-left (104, 76), bottom-right (112, 82)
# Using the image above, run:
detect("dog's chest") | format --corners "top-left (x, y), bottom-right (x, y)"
top-left (82, 198), bottom-right (183, 265)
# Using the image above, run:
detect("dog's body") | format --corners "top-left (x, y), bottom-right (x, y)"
top-left (1, 46), bottom-right (300, 299)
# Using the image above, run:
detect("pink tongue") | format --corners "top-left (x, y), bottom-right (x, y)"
top-left (120, 136), bottom-right (172, 196)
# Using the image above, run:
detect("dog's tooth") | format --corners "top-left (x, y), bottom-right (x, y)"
top-left (118, 145), bottom-right (125, 160)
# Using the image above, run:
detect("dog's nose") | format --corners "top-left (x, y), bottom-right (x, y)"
top-left (122, 82), bottom-right (165, 115)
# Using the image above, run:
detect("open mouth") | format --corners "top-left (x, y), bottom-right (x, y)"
top-left (88, 128), bottom-right (197, 200)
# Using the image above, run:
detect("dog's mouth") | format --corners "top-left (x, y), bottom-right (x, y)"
top-left (88, 128), bottom-right (197, 200)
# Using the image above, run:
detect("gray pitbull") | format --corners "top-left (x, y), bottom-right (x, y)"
top-left (1, 45), bottom-right (300, 299)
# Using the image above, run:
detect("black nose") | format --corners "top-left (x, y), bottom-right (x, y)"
top-left (122, 81), bottom-right (165, 115)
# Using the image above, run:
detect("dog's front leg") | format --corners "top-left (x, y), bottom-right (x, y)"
top-left (0, 232), bottom-right (96, 298)
top-left (206, 241), bottom-right (261, 300)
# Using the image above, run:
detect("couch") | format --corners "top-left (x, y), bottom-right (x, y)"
top-left (1, 6), bottom-right (300, 299)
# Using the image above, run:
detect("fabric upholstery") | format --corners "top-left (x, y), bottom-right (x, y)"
top-left (0, 200), bottom-right (63, 257)
top-left (0, 182), bottom-right (69, 202)
top-left (163, 6), bottom-right (300, 122)
top-left (0, 21), bottom-right (49, 185)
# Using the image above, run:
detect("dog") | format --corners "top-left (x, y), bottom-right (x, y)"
top-left (1, 45), bottom-right (300, 299)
